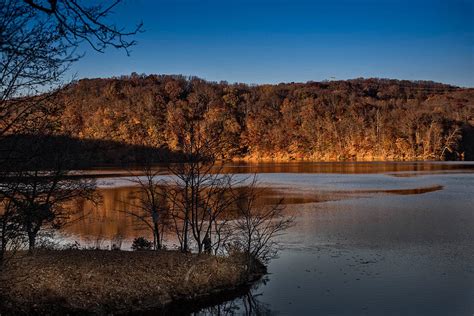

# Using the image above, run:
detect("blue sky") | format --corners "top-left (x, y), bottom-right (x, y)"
top-left (71, 0), bottom-right (474, 87)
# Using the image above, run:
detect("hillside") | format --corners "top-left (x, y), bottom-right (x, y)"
top-left (55, 74), bottom-right (474, 162)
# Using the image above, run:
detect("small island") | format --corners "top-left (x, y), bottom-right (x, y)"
top-left (1, 249), bottom-right (266, 314)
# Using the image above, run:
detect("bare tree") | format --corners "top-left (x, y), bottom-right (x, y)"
top-left (0, 139), bottom-right (97, 250)
top-left (232, 176), bottom-right (294, 268)
top-left (0, 0), bottom-right (141, 267)
top-left (163, 100), bottom-right (293, 260)
top-left (1, 0), bottom-right (142, 136)
top-left (21, 0), bottom-right (142, 54)
top-left (0, 194), bottom-right (23, 262)
top-left (165, 114), bottom-right (244, 253)
top-left (440, 126), bottom-right (461, 160)
top-left (168, 166), bottom-right (241, 254)
top-left (118, 165), bottom-right (170, 250)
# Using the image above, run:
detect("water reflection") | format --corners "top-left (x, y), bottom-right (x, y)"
top-left (195, 280), bottom-right (273, 316)
top-left (61, 162), bottom-right (474, 315)
top-left (84, 161), bottom-right (474, 178)
top-left (65, 187), bottom-right (151, 243)
top-left (64, 181), bottom-right (447, 243)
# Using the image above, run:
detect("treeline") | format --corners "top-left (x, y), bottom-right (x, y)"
top-left (56, 74), bottom-right (474, 161)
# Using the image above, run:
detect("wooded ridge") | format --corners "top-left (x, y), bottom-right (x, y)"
top-left (53, 75), bottom-right (474, 162)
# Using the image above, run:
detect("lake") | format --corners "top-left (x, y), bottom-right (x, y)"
top-left (63, 162), bottom-right (474, 315)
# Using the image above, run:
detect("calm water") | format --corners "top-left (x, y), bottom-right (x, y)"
top-left (64, 162), bottom-right (474, 315)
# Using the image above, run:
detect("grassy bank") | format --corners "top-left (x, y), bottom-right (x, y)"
top-left (0, 250), bottom-right (264, 314)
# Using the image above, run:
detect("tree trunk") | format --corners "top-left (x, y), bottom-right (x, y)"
top-left (28, 231), bottom-right (36, 250)
top-left (0, 218), bottom-right (6, 262)
top-left (182, 215), bottom-right (189, 252)
top-left (0, 238), bottom-right (4, 264)
top-left (153, 221), bottom-right (161, 250)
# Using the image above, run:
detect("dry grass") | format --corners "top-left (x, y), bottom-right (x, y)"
top-left (1, 250), bottom-right (261, 314)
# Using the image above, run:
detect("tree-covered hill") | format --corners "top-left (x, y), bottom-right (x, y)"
top-left (55, 74), bottom-right (474, 161)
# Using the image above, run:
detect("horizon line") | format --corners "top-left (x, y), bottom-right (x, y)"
top-left (73, 73), bottom-right (473, 89)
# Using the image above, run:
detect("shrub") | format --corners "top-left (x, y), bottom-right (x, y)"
top-left (131, 237), bottom-right (152, 251)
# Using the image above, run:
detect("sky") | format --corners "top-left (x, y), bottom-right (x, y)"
top-left (71, 0), bottom-right (474, 87)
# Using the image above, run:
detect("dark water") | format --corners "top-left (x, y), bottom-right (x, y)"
top-left (64, 162), bottom-right (474, 315)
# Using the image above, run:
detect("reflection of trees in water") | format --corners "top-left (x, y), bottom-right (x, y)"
top-left (64, 185), bottom-right (287, 242)
top-left (197, 278), bottom-right (273, 316)
top-left (199, 292), bottom-right (272, 316)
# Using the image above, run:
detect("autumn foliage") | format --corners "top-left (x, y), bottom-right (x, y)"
top-left (55, 74), bottom-right (474, 162)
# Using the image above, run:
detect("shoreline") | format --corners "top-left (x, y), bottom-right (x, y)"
top-left (0, 249), bottom-right (265, 315)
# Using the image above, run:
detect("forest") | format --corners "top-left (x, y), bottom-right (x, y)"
top-left (53, 75), bottom-right (474, 163)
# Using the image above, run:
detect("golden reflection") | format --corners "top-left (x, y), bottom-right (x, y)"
top-left (63, 181), bottom-right (446, 241)
top-left (85, 161), bottom-right (474, 177)
top-left (65, 186), bottom-right (150, 240)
